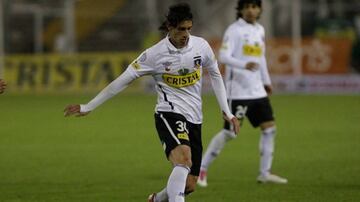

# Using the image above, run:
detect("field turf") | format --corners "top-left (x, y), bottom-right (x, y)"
top-left (0, 93), bottom-right (359, 201)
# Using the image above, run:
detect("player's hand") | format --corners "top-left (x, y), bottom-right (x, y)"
top-left (245, 62), bottom-right (259, 72)
top-left (223, 112), bottom-right (240, 135)
top-left (230, 117), bottom-right (240, 134)
top-left (0, 79), bottom-right (7, 94)
top-left (264, 85), bottom-right (273, 95)
top-left (64, 104), bottom-right (90, 117)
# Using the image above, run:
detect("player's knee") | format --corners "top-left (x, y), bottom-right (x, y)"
top-left (260, 122), bottom-right (276, 132)
top-left (261, 125), bottom-right (276, 137)
top-left (170, 145), bottom-right (193, 167)
top-left (175, 152), bottom-right (192, 167)
top-left (181, 156), bottom-right (192, 168)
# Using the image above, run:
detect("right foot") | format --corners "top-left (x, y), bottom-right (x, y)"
top-left (257, 173), bottom-right (288, 184)
top-left (197, 169), bottom-right (208, 187)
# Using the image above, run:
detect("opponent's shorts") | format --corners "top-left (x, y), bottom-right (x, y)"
top-left (155, 111), bottom-right (202, 176)
top-left (224, 97), bottom-right (274, 129)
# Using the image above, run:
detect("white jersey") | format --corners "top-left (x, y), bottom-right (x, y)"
top-left (80, 35), bottom-right (233, 124)
top-left (219, 18), bottom-right (271, 100)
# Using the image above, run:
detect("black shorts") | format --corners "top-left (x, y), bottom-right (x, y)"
top-left (224, 97), bottom-right (274, 129)
top-left (154, 111), bottom-right (202, 176)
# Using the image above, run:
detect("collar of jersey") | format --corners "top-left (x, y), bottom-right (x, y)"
top-left (237, 18), bottom-right (259, 28)
top-left (166, 35), bottom-right (193, 54)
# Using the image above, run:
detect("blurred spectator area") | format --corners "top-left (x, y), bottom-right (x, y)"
top-left (3, 0), bottom-right (242, 54)
top-left (4, 0), bottom-right (151, 53)
top-left (3, 0), bottom-right (360, 57)
top-left (2, 0), bottom-right (360, 94)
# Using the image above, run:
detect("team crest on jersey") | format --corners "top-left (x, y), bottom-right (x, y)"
top-left (193, 56), bottom-right (202, 69)
top-left (162, 61), bottom-right (172, 72)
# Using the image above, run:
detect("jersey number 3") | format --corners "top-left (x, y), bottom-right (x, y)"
top-left (176, 121), bottom-right (189, 134)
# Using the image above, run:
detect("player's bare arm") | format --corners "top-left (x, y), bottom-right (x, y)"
top-left (0, 79), bottom-right (7, 94)
top-left (64, 104), bottom-right (90, 117)
top-left (230, 117), bottom-right (240, 134)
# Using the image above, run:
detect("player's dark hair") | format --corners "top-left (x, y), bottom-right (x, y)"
top-left (159, 3), bottom-right (193, 32)
top-left (236, 0), bottom-right (262, 19)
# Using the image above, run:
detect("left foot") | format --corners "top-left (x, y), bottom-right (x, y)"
top-left (197, 169), bottom-right (208, 187)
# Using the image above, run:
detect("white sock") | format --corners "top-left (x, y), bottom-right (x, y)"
top-left (201, 129), bottom-right (236, 170)
top-left (167, 165), bottom-right (190, 202)
top-left (259, 126), bottom-right (276, 176)
top-left (155, 188), bottom-right (168, 202)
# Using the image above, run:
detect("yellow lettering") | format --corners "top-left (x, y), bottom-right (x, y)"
top-left (177, 133), bottom-right (189, 141)
top-left (162, 69), bottom-right (201, 88)
top-left (243, 44), bottom-right (262, 57)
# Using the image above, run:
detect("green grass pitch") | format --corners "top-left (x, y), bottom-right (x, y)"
top-left (0, 93), bottom-right (359, 201)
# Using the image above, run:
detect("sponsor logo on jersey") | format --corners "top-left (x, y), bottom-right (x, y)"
top-left (162, 68), bottom-right (201, 88)
top-left (131, 61), bottom-right (141, 69)
top-left (243, 44), bottom-right (262, 57)
top-left (177, 132), bottom-right (189, 141)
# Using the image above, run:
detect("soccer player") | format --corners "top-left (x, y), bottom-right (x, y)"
top-left (64, 3), bottom-right (239, 202)
top-left (197, 0), bottom-right (287, 187)
top-left (0, 79), bottom-right (6, 94)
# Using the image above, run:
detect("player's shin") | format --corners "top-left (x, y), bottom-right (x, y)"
top-left (259, 126), bottom-right (276, 175)
top-left (167, 165), bottom-right (190, 202)
top-left (201, 129), bottom-right (236, 170)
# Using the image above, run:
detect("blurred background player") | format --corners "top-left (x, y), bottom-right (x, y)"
top-left (0, 79), bottom-right (6, 94)
top-left (197, 0), bottom-right (287, 187)
top-left (64, 3), bottom-right (239, 202)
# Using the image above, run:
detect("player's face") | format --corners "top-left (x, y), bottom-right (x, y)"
top-left (241, 3), bottom-right (261, 23)
top-left (168, 20), bottom-right (193, 49)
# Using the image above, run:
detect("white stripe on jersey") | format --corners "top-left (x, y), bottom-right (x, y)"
top-left (160, 113), bottom-right (181, 145)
